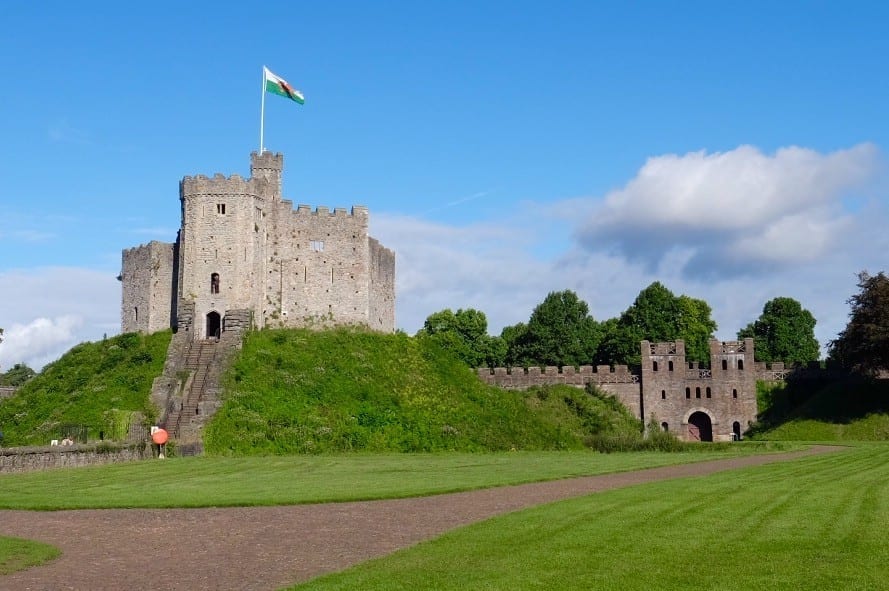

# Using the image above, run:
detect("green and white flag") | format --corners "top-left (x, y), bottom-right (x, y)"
top-left (264, 66), bottom-right (305, 104)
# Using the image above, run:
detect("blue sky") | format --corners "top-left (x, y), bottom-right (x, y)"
top-left (1, 1), bottom-right (888, 368)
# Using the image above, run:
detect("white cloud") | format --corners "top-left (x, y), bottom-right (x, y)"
top-left (0, 267), bottom-right (120, 369)
top-left (577, 143), bottom-right (881, 276)
top-left (372, 143), bottom-right (888, 357)
top-left (0, 316), bottom-right (83, 370)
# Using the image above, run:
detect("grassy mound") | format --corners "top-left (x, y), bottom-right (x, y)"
top-left (205, 328), bottom-right (641, 454)
top-left (0, 331), bottom-right (171, 446)
top-left (751, 378), bottom-right (889, 441)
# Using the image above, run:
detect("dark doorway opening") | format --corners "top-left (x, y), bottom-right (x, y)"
top-left (206, 311), bottom-right (221, 339)
top-left (687, 411), bottom-right (713, 442)
top-left (732, 421), bottom-right (742, 441)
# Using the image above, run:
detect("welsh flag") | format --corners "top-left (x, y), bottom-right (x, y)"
top-left (264, 67), bottom-right (304, 105)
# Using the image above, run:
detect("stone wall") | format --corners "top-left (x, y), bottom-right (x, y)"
top-left (0, 442), bottom-right (152, 474)
top-left (478, 339), bottom-right (761, 442)
top-left (120, 240), bottom-right (176, 334)
top-left (0, 386), bottom-right (16, 400)
top-left (369, 237), bottom-right (396, 331)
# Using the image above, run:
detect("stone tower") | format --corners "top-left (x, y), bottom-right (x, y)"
top-left (121, 152), bottom-right (395, 338)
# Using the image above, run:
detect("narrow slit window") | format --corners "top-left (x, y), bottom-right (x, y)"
top-left (210, 273), bottom-right (220, 294)
top-left (661, 389), bottom-right (666, 400)
top-left (685, 387), bottom-right (691, 399)
top-left (732, 388), bottom-right (738, 399)
top-left (652, 361), bottom-right (659, 372)
top-left (706, 387), bottom-right (712, 398)
top-left (695, 387), bottom-right (701, 399)
top-left (668, 361), bottom-right (674, 371)
top-left (216, 203), bottom-right (226, 214)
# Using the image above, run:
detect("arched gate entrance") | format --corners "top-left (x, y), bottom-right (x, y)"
top-left (687, 411), bottom-right (713, 442)
top-left (206, 311), bottom-right (221, 339)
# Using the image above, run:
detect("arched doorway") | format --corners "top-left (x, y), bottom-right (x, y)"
top-left (206, 311), bottom-right (221, 339)
top-left (687, 411), bottom-right (713, 442)
top-left (732, 421), bottom-right (742, 441)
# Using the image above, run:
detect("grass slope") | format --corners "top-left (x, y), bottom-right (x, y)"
top-left (753, 378), bottom-right (889, 441)
top-left (0, 331), bottom-right (171, 445)
top-left (290, 444), bottom-right (889, 591)
top-left (0, 446), bottom-right (791, 510)
top-left (204, 328), bottom-right (640, 454)
top-left (0, 536), bottom-right (60, 575)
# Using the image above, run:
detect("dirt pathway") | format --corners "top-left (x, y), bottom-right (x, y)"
top-left (0, 446), bottom-right (841, 591)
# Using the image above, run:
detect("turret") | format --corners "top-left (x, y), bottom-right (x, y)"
top-left (250, 151), bottom-right (283, 199)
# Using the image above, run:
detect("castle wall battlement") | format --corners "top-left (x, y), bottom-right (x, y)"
top-left (293, 204), bottom-right (369, 217)
top-left (477, 364), bottom-right (639, 388)
top-left (180, 174), bottom-right (260, 198)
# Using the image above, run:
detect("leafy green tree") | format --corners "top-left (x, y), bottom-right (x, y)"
top-left (511, 290), bottom-right (602, 367)
top-left (0, 363), bottom-right (37, 387)
top-left (598, 282), bottom-right (717, 366)
top-left (500, 322), bottom-right (528, 367)
top-left (416, 308), bottom-right (502, 367)
top-left (676, 295), bottom-right (719, 363)
top-left (738, 297), bottom-right (819, 364)
top-left (829, 271), bottom-right (889, 374)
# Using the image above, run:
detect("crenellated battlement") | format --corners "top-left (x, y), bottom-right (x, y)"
top-left (477, 364), bottom-right (640, 388)
top-left (292, 204), bottom-right (369, 217)
top-left (180, 173), bottom-right (256, 198)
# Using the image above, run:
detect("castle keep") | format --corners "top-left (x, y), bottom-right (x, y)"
top-left (121, 152), bottom-right (395, 338)
top-left (478, 339), bottom-right (759, 442)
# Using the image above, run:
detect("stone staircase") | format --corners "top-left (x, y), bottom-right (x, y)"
top-left (163, 339), bottom-right (219, 439)
top-left (152, 309), bottom-right (250, 451)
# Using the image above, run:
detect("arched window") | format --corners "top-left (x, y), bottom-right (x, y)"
top-left (738, 359), bottom-right (744, 370)
top-left (695, 387), bottom-right (701, 399)
top-left (722, 359), bottom-right (728, 370)
top-left (668, 360), bottom-right (674, 371)
top-left (653, 361), bottom-right (659, 372)
top-left (210, 273), bottom-right (220, 294)
top-left (661, 389), bottom-right (666, 400)
top-left (661, 422), bottom-right (669, 432)
top-left (685, 387), bottom-right (691, 399)
top-left (706, 387), bottom-right (712, 398)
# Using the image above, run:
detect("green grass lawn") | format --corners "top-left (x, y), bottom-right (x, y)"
top-left (0, 536), bottom-right (59, 575)
top-left (288, 443), bottom-right (886, 591)
top-left (0, 445), bottom-right (790, 510)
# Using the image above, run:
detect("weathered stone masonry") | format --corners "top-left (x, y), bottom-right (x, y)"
top-left (478, 339), bottom-right (759, 442)
top-left (121, 152), bottom-right (395, 337)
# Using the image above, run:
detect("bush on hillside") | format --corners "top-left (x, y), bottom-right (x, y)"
top-left (0, 331), bottom-right (170, 446)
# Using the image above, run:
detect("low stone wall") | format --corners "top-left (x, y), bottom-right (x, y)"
top-left (477, 365), bottom-right (639, 389)
top-left (0, 442), bottom-right (153, 474)
top-left (0, 386), bottom-right (17, 399)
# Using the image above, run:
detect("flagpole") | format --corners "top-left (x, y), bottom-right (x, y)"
top-left (259, 66), bottom-right (267, 154)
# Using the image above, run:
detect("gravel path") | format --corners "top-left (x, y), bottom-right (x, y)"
top-left (0, 446), bottom-right (841, 591)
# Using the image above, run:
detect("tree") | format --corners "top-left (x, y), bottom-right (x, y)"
top-left (0, 363), bottom-right (36, 387)
top-left (510, 290), bottom-right (602, 367)
top-left (598, 282), bottom-right (717, 366)
top-left (416, 308), bottom-right (503, 368)
top-left (738, 297), bottom-right (819, 365)
top-left (829, 271), bottom-right (889, 374)
top-left (676, 295), bottom-right (719, 363)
